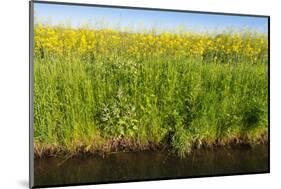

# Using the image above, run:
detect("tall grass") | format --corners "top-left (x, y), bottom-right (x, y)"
top-left (33, 25), bottom-right (268, 157)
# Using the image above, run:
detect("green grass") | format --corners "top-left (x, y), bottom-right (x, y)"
top-left (34, 53), bottom-right (268, 158)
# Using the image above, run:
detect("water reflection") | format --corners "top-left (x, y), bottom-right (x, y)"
top-left (34, 145), bottom-right (268, 187)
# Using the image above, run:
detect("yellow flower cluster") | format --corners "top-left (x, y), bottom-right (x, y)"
top-left (34, 24), bottom-right (268, 63)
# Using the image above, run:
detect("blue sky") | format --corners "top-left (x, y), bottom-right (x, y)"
top-left (34, 2), bottom-right (268, 34)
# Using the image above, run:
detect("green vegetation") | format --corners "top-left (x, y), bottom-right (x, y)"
top-left (34, 26), bottom-right (268, 158)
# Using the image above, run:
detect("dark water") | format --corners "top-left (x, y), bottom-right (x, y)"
top-left (34, 145), bottom-right (268, 187)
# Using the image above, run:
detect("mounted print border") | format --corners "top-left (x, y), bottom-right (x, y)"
top-left (29, 1), bottom-right (270, 188)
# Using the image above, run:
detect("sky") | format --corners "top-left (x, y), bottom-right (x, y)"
top-left (34, 2), bottom-right (268, 34)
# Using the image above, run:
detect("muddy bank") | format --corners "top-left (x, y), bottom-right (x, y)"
top-left (34, 135), bottom-right (268, 159)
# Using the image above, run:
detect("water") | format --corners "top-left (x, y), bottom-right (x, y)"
top-left (34, 145), bottom-right (268, 187)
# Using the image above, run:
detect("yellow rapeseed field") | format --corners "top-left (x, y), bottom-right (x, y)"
top-left (34, 24), bottom-right (268, 63)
